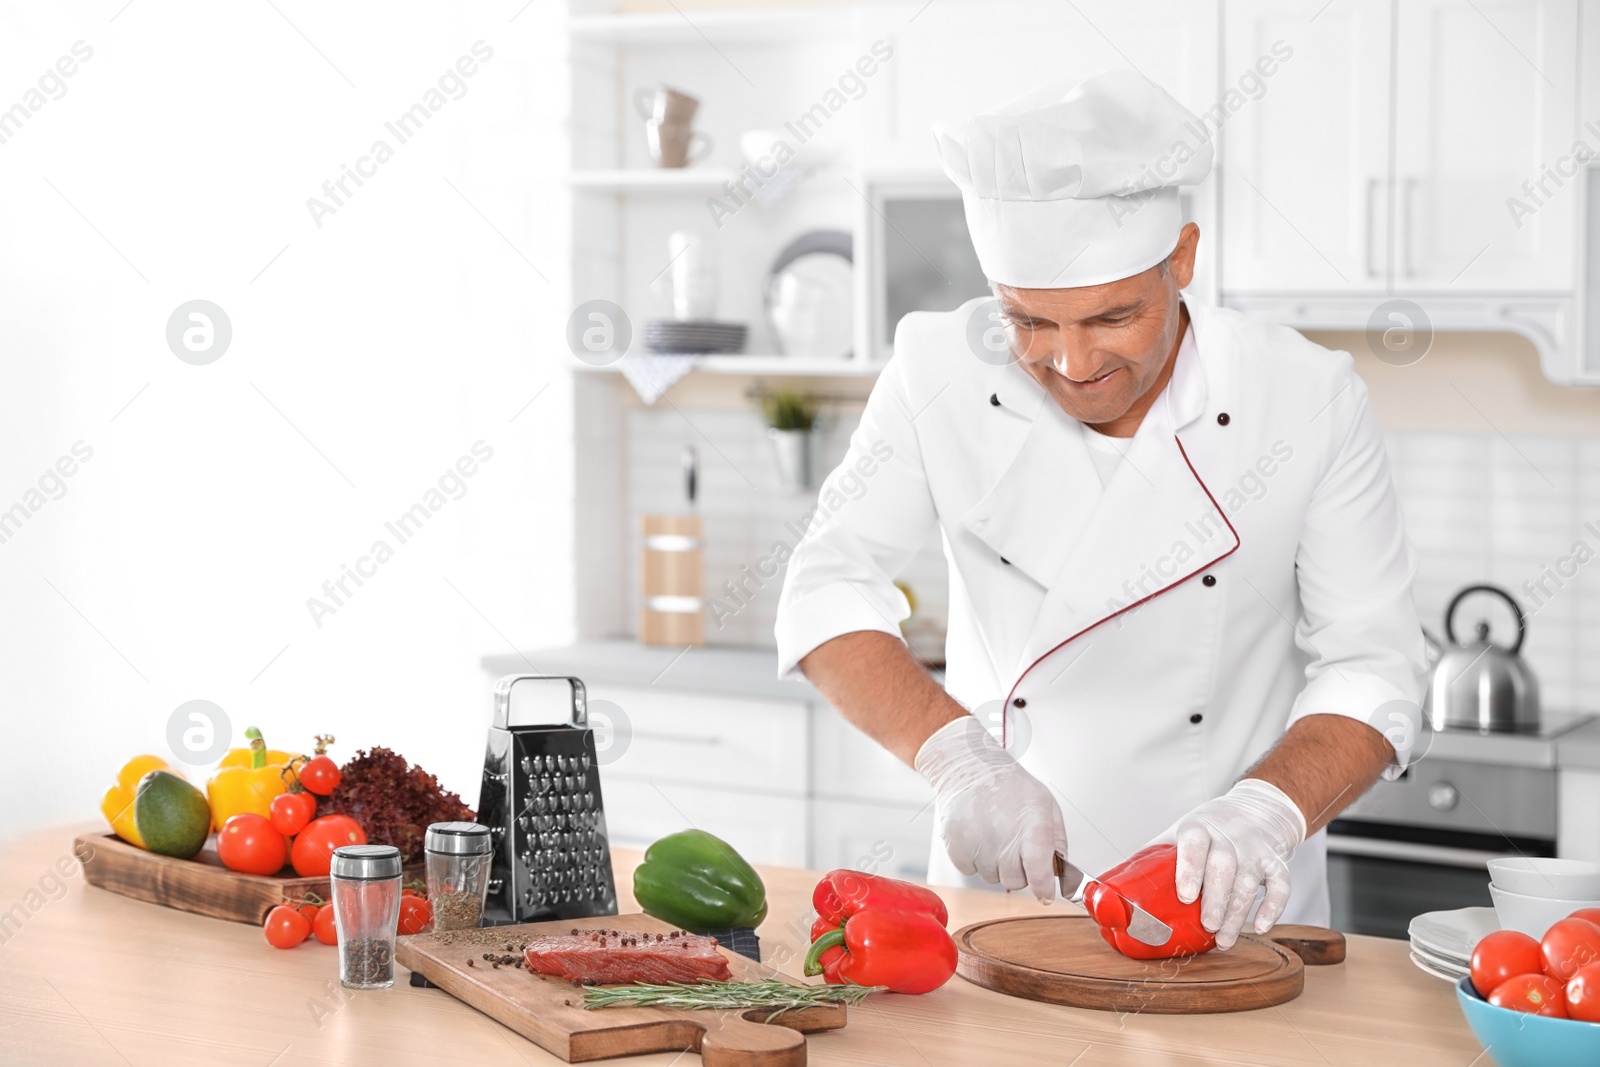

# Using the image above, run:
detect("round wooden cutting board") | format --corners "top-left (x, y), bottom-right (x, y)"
top-left (954, 916), bottom-right (1345, 1014)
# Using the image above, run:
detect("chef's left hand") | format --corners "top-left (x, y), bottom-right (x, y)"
top-left (1163, 778), bottom-right (1307, 949)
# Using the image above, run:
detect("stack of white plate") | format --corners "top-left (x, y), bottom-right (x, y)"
top-left (643, 320), bottom-right (747, 354)
top-left (1407, 907), bottom-right (1500, 982)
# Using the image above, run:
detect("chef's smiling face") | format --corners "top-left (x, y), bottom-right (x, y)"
top-left (995, 223), bottom-right (1201, 437)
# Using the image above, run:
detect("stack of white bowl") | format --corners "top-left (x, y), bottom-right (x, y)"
top-left (1487, 857), bottom-right (1600, 938)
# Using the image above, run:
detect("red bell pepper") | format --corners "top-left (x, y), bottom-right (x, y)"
top-left (803, 871), bottom-right (957, 995)
top-left (812, 868), bottom-right (949, 930)
top-left (1081, 843), bottom-right (1215, 960)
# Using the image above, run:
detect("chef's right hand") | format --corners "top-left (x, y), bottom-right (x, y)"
top-left (914, 716), bottom-right (1068, 905)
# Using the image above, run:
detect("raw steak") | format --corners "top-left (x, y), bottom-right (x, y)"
top-left (523, 928), bottom-right (732, 984)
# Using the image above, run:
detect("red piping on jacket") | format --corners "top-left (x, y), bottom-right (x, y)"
top-left (1000, 435), bottom-right (1243, 746)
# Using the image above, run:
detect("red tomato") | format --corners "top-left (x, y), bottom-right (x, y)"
top-left (269, 791), bottom-right (317, 836)
top-left (291, 900), bottom-right (320, 940)
top-left (1540, 917), bottom-right (1600, 982)
top-left (1568, 908), bottom-right (1600, 928)
top-left (217, 814), bottom-right (289, 876)
top-left (1470, 930), bottom-right (1544, 997)
top-left (297, 756), bottom-right (342, 797)
top-left (313, 903), bottom-right (339, 946)
top-left (398, 895), bottom-right (433, 936)
top-left (1489, 973), bottom-right (1568, 1017)
top-left (264, 904), bottom-right (311, 949)
top-left (290, 815), bottom-right (366, 877)
top-left (1567, 962), bottom-right (1600, 1023)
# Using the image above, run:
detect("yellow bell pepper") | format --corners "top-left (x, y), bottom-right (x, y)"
top-left (217, 746), bottom-right (298, 769)
top-left (102, 755), bottom-right (183, 848)
top-left (206, 727), bottom-right (290, 831)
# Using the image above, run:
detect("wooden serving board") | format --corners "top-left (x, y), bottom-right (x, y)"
top-left (954, 916), bottom-right (1346, 1014)
top-left (396, 912), bottom-right (846, 1066)
top-left (75, 832), bottom-right (418, 926)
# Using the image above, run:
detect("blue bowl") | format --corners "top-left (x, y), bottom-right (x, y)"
top-left (1455, 977), bottom-right (1600, 1067)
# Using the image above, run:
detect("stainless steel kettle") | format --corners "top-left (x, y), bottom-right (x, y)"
top-left (1425, 583), bottom-right (1540, 733)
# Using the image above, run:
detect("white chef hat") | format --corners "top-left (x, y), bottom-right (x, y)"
top-left (933, 69), bottom-right (1213, 289)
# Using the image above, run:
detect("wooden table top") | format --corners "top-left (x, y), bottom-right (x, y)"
top-left (0, 824), bottom-right (1483, 1066)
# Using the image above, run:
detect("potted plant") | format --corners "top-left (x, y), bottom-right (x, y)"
top-left (759, 388), bottom-right (819, 492)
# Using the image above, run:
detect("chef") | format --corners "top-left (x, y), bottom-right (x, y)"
top-left (774, 70), bottom-right (1428, 948)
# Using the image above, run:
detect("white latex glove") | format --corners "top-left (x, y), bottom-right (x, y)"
top-left (914, 716), bottom-right (1068, 905)
top-left (1164, 778), bottom-right (1307, 950)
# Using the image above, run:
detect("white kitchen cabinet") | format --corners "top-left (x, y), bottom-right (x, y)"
top-left (603, 778), bottom-right (810, 868)
top-left (810, 798), bottom-right (934, 885)
top-left (1223, 0), bottom-right (1579, 294)
top-left (1393, 0), bottom-right (1579, 291)
top-left (1571, 0), bottom-right (1600, 384)
top-left (808, 705), bottom-right (938, 877)
top-left (556, 669), bottom-right (945, 874)
top-left (1221, 0), bottom-right (1393, 292)
top-left (589, 685), bottom-right (810, 796)
top-left (809, 703), bottom-right (928, 806)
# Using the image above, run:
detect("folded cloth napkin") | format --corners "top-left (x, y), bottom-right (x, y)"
top-left (619, 353), bottom-right (702, 405)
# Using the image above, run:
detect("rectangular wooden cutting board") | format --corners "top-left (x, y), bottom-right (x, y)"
top-left (396, 912), bottom-right (847, 1065)
top-left (77, 832), bottom-right (349, 926)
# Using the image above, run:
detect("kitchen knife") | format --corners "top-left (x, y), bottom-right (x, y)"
top-left (1054, 852), bottom-right (1174, 948)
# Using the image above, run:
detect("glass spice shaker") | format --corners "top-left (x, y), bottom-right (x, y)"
top-left (330, 844), bottom-right (402, 989)
top-left (425, 821), bottom-right (493, 932)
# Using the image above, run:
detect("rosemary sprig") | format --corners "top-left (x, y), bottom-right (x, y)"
top-left (581, 979), bottom-right (886, 1018)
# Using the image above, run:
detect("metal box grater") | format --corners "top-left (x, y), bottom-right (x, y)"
top-left (479, 675), bottom-right (618, 924)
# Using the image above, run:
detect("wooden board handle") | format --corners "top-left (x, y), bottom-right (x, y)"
top-left (698, 1012), bottom-right (808, 1067)
top-left (1268, 925), bottom-right (1346, 966)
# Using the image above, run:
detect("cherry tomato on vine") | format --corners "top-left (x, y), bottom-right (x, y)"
top-left (313, 903), bottom-right (339, 946)
top-left (290, 898), bottom-right (322, 939)
top-left (297, 756), bottom-right (342, 797)
top-left (270, 791), bottom-right (317, 836)
top-left (264, 904), bottom-right (311, 949)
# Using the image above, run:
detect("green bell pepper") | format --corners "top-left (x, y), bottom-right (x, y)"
top-left (633, 829), bottom-right (768, 930)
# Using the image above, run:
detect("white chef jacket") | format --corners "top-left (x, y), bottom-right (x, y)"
top-left (774, 296), bottom-right (1429, 926)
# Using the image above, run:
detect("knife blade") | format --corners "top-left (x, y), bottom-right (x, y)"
top-left (1054, 852), bottom-right (1174, 948)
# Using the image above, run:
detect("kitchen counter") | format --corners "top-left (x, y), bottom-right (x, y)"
top-left (1, 824), bottom-right (1484, 1066)
top-left (482, 640), bottom-right (816, 703)
top-left (1558, 715), bottom-right (1600, 771)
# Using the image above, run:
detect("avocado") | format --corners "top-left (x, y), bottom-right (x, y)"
top-left (133, 770), bottom-right (211, 859)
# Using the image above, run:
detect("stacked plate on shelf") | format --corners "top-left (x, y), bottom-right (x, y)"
top-left (1407, 907), bottom-right (1500, 982)
top-left (643, 320), bottom-right (747, 354)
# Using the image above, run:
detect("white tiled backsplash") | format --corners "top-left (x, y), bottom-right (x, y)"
top-left (1386, 433), bottom-right (1600, 713)
top-left (627, 402), bottom-right (950, 659)
top-left (628, 406), bottom-right (1599, 708)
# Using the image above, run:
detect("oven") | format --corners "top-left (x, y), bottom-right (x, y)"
top-left (1327, 754), bottom-right (1559, 939)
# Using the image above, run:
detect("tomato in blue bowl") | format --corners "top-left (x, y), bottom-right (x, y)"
top-left (1456, 977), bottom-right (1600, 1067)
